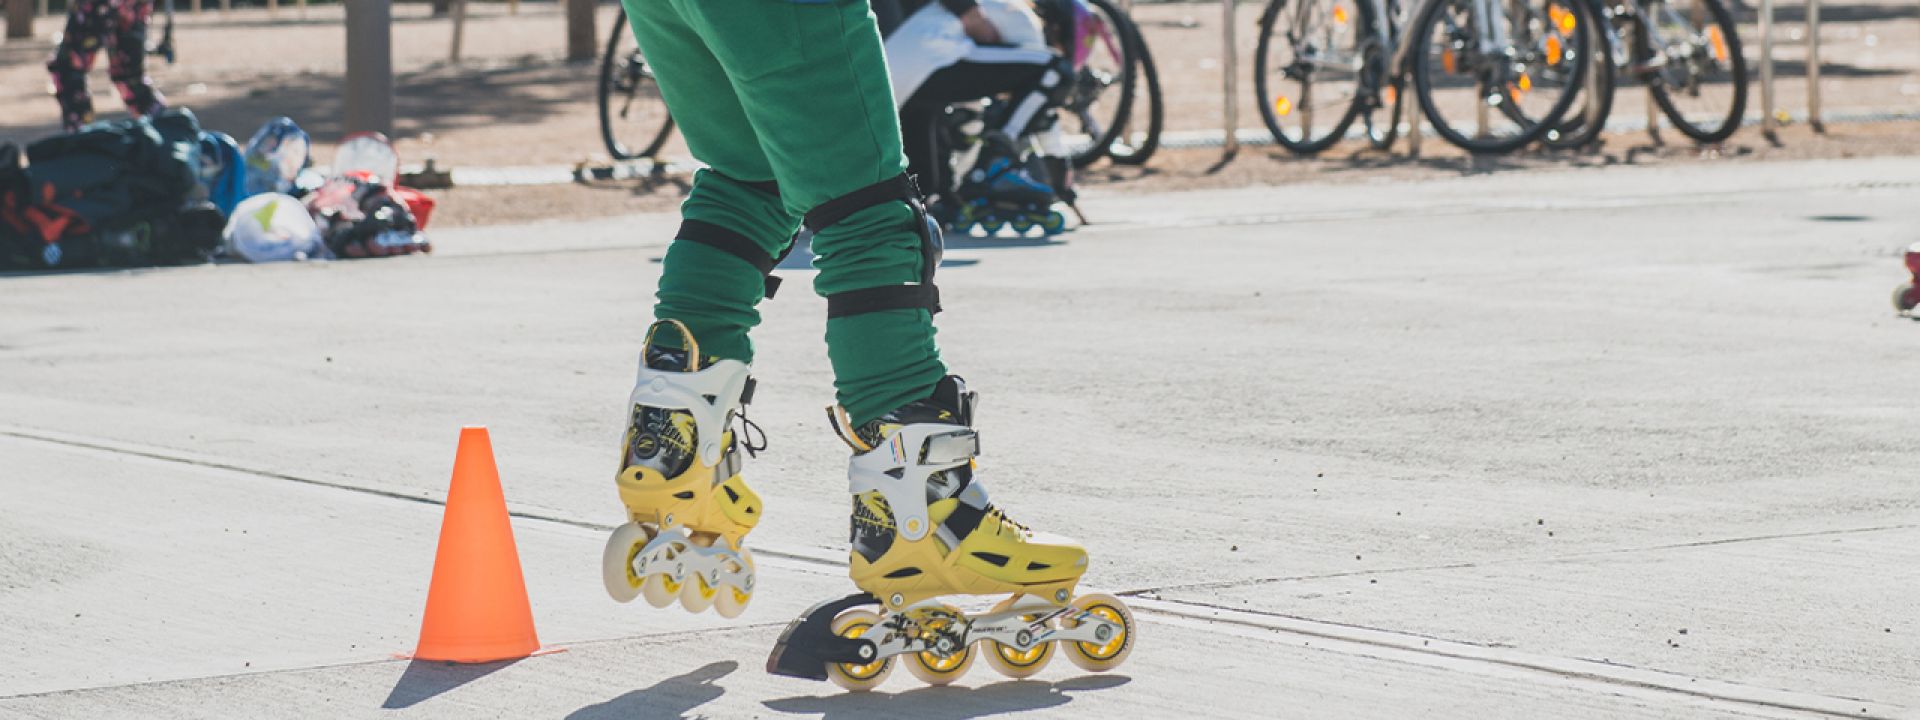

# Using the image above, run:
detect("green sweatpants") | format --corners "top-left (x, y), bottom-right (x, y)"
top-left (623, 0), bottom-right (947, 425)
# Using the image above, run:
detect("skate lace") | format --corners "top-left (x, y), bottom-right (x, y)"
top-left (985, 506), bottom-right (1031, 537)
top-left (731, 408), bottom-right (768, 458)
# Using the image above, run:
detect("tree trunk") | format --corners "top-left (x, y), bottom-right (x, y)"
top-left (566, 0), bottom-right (595, 61)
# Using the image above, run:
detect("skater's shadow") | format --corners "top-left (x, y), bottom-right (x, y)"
top-left (567, 660), bottom-right (736, 720)
top-left (763, 674), bottom-right (1130, 720)
top-left (380, 657), bottom-right (524, 709)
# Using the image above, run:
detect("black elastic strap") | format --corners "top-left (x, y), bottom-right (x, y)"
top-left (676, 219), bottom-right (787, 298)
top-left (826, 284), bottom-right (941, 318)
top-left (805, 173), bottom-right (917, 235)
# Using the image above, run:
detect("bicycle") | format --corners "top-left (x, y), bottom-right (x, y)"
top-left (598, 8), bottom-right (676, 161)
top-left (1543, 0), bottom-right (1747, 148)
top-left (1255, 0), bottom-right (1593, 154)
top-left (1059, 0), bottom-right (1145, 167)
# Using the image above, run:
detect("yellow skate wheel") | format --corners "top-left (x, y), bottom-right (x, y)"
top-left (601, 523), bottom-right (653, 603)
top-left (905, 643), bottom-right (974, 686)
top-left (712, 548), bottom-right (754, 619)
top-left (1060, 594), bottom-right (1135, 672)
top-left (826, 609), bottom-right (893, 692)
top-left (980, 597), bottom-right (1054, 679)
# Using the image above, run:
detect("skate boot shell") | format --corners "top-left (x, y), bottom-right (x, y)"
top-left (766, 376), bottom-right (1135, 690)
top-left (602, 319), bottom-right (763, 617)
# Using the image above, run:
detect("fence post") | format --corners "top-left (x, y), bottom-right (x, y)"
top-left (1222, 0), bottom-right (1238, 156)
top-left (345, 0), bottom-right (394, 136)
top-left (1758, 0), bottom-right (1776, 140)
top-left (1806, 0), bottom-right (1822, 131)
top-left (192, 0), bottom-right (201, 15)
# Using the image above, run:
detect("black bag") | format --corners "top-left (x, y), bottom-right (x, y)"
top-left (8, 108), bottom-right (213, 268)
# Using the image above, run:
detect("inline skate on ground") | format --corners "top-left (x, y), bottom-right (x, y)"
top-left (948, 137), bottom-right (1070, 238)
top-left (766, 376), bottom-right (1135, 690)
top-left (1894, 243), bottom-right (1920, 317)
top-left (601, 319), bottom-right (763, 617)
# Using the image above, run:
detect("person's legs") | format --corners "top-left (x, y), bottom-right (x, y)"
top-left (623, 0), bottom-right (796, 364)
top-left (47, 0), bottom-right (108, 132)
top-left (677, 0), bottom-right (945, 425)
top-left (104, 0), bottom-right (165, 120)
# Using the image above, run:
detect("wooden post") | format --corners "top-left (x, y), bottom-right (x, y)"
top-left (450, 0), bottom-right (465, 63)
top-left (1806, 0), bottom-right (1823, 131)
top-left (192, 0), bottom-right (202, 15)
top-left (1221, 0), bottom-right (1238, 156)
top-left (345, 0), bottom-right (394, 136)
top-left (566, 0), bottom-right (596, 61)
top-left (5, 0), bottom-right (32, 39)
top-left (1758, 0), bottom-right (1776, 140)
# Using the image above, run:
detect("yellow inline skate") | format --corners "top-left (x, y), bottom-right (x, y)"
top-left (601, 320), bottom-right (763, 617)
top-left (767, 376), bottom-right (1135, 690)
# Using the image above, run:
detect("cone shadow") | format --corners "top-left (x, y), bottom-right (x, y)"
top-left (380, 657), bottom-right (523, 709)
top-left (567, 660), bottom-right (737, 720)
top-left (762, 674), bottom-right (1131, 720)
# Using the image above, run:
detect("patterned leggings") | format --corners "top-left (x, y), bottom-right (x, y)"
top-left (47, 0), bottom-right (166, 132)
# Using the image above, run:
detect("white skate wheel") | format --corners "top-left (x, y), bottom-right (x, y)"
top-left (601, 523), bottom-right (652, 603)
top-left (905, 644), bottom-right (974, 686)
top-left (1061, 593), bottom-right (1135, 672)
top-left (825, 609), bottom-right (893, 692)
top-left (980, 596), bottom-right (1054, 678)
top-left (680, 574), bottom-right (717, 613)
top-left (712, 548), bottom-right (754, 619)
top-left (641, 573), bottom-right (679, 608)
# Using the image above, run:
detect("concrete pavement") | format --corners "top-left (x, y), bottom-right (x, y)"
top-left (2, 156), bottom-right (1917, 718)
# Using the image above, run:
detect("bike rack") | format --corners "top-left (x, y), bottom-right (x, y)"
top-left (1758, 0), bottom-right (1826, 141)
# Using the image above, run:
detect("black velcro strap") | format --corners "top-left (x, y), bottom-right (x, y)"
top-left (678, 220), bottom-right (786, 298)
top-left (805, 174), bottom-right (916, 235)
top-left (826, 284), bottom-right (941, 318)
top-left (943, 501), bottom-right (988, 543)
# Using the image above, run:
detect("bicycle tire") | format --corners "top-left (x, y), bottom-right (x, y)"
top-left (1410, 0), bottom-right (1588, 154)
top-left (1254, 0), bottom-right (1376, 155)
top-left (1109, 14), bottom-right (1163, 166)
top-left (599, 8), bottom-right (676, 161)
top-left (1544, 0), bottom-right (1617, 149)
top-left (1068, 0), bottom-right (1140, 168)
top-left (1645, 0), bottom-right (1746, 143)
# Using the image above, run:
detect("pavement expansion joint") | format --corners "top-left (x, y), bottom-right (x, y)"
top-left (5, 424), bottom-right (1908, 718)
top-left (1133, 597), bottom-right (1907, 720)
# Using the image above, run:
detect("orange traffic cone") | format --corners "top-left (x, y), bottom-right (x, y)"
top-left (410, 427), bottom-right (550, 663)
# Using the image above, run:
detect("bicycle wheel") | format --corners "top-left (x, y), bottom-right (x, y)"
top-left (1643, 0), bottom-right (1746, 143)
top-left (1066, 0), bottom-right (1139, 167)
top-left (1255, 0), bottom-right (1375, 154)
top-left (1543, 0), bottom-right (1616, 149)
top-left (1358, 0), bottom-right (1411, 151)
top-left (599, 8), bottom-right (676, 161)
top-left (1411, 0), bottom-right (1587, 153)
top-left (1108, 16), bottom-right (1163, 166)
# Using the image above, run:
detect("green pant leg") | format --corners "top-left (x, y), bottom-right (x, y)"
top-left (676, 0), bottom-right (946, 424)
top-left (622, 0), bottom-right (798, 363)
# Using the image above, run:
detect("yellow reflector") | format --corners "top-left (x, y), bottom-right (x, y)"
top-left (1546, 36), bottom-right (1562, 64)
top-left (1442, 49), bottom-right (1456, 73)
top-left (1708, 26), bottom-right (1728, 62)
top-left (1275, 96), bottom-right (1293, 116)
top-left (1334, 5), bottom-right (1349, 23)
top-left (1519, 74), bottom-right (1533, 91)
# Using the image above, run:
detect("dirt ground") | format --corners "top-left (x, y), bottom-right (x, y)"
top-left (3, 0), bottom-right (1919, 228)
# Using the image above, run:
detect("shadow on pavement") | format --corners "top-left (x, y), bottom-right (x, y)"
top-left (380, 657), bottom-right (524, 709)
top-left (762, 674), bottom-right (1130, 720)
top-left (567, 660), bottom-right (737, 720)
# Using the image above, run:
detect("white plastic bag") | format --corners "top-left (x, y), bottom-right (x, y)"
top-left (224, 193), bottom-right (325, 262)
